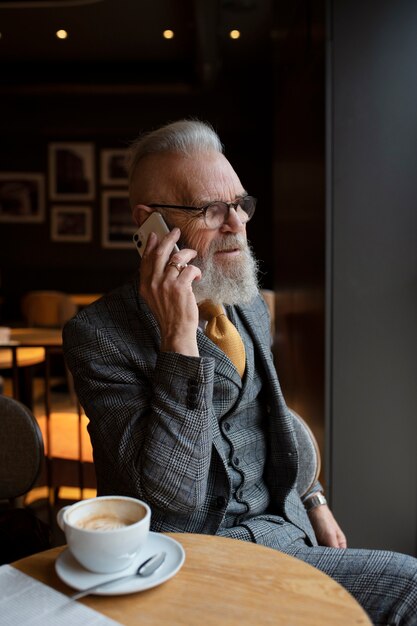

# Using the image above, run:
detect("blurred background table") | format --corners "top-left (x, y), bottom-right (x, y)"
top-left (12, 533), bottom-right (372, 625)
top-left (8, 328), bottom-right (63, 346)
top-left (0, 328), bottom-right (62, 406)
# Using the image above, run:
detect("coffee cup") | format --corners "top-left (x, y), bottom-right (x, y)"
top-left (57, 495), bottom-right (151, 574)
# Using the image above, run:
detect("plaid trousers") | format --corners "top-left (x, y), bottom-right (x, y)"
top-left (285, 540), bottom-right (417, 626)
top-left (219, 520), bottom-right (417, 625)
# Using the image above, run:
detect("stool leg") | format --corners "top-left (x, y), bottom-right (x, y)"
top-left (19, 366), bottom-right (34, 410)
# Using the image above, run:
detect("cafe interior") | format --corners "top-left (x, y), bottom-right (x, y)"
top-left (0, 0), bottom-right (416, 622)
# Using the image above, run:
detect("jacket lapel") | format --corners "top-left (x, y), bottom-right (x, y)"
top-left (234, 296), bottom-right (273, 374)
top-left (234, 296), bottom-right (296, 448)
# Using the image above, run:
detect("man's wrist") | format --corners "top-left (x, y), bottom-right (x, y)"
top-left (161, 335), bottom-right (199, 357)
top-left (304, 492), bottom-right (327, 512)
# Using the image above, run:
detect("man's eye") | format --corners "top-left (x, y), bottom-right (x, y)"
top-left (208, 203), bottom-right (226, 214)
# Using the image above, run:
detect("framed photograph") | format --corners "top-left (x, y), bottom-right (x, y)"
top-left (101, 149), bottom-right (128, 186)
top-left (101, 190), bottom-right (136, 249)
top-left (51, 206), bottom-right (92, 242)
top-left (49, 142), bottom-right (95, 201)
top-left (0, 173), bottom-right (45, 222)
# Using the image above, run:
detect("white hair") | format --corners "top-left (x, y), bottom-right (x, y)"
top-left (126, 119), bottom-right (223, 187)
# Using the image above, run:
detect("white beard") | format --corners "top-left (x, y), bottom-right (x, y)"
top-left (191, 234), bottom-right (259, 305)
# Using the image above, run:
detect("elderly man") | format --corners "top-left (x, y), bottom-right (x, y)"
top-left (64, 120), bottom-right (417, 624)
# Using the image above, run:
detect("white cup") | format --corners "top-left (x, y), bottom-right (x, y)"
top-left (57, 495), bottom-right (151, 574)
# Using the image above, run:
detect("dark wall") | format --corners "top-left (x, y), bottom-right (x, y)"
top-left (271, 1), bottom-right (327, 465)
top-left (327, 0), bottom-right (417, 553)
top-left (0, 65), bottom-right (274, 321)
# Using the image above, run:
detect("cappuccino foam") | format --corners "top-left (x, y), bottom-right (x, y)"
top-left (75, 515), bottom-right (135, 531)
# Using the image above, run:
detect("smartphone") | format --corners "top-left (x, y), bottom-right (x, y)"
top-left (133, 212), bottom-right (179, 257)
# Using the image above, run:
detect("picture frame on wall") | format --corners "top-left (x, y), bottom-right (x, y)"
top-left (51, 206), bottom-right (92, 243)
top-left (0, 172), bottom-right (45, 222)
top-left (101, 190), bottom-right (135, 249)
top-left (49, 142), bottom-right (95, 201)
top-left (101, 149), bottom-right (128, 186)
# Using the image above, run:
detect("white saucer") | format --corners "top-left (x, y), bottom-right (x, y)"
top-left (55, 532), bottom-right (185, 596)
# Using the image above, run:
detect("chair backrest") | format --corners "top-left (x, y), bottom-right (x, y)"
top-left (21, 291), bottom-right (77, 328)
top-left (289, 409), bottom-right (321, 497)
top-left (0, 396), bottom-right (44, 500)
top-left (260, 291), bottom-right (321, 494)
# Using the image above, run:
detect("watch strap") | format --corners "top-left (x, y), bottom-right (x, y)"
top-left (304, 492), bottom-right (327, 512)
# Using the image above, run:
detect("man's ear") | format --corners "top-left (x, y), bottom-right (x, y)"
top-left (132, 204), bottom-right (152, 227)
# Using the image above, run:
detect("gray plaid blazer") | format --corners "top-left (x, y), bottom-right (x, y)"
top-left (63, 278), bottom-right (318, 548)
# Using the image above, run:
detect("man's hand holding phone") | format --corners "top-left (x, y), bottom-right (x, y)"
top-left (134, 212), bottom-right (201, 357)
top-left (133, 212), bottom-right (180, 258)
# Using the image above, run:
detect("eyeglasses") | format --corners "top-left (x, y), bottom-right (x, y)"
top-left (147, 195), bottom-right (257, 229)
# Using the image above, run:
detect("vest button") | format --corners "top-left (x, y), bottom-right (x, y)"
top-left (223, 422), bottom-right (231, 432)
top-left (233, 457), bottom-right (240, 466)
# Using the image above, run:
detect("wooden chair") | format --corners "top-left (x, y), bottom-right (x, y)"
top-left (21, 291), bottom-right (77, 328)
top-left (21, 290), bottom-right (78, 403)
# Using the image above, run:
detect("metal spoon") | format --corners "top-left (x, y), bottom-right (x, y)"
top-left (71, 552), bottom-right (166, 600)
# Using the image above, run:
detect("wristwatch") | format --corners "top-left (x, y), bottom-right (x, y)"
top-left (304, 492), bottom-right (327, 512)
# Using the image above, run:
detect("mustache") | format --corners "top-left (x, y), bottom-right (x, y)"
top-left (206, 234), bottom-right (247, 254)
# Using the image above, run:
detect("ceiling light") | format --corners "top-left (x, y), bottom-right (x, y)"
top-left (229, 30), bottom-right (241, 40)
top-left (56, 29), bottom-right (68, 40)
top-left (163, 30), bottom-right (174, 40)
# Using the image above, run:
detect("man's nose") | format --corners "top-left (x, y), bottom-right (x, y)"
top-left (220, 207), bottom-right (246, 233)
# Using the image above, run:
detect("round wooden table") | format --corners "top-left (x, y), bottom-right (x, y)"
top-left (13, 533), bottom-right (371, 625)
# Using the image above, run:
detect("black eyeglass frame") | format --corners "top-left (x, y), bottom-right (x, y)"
top-left (147, 195), bottom-right (257, 228)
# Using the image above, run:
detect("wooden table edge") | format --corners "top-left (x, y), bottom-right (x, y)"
top-left (11, 532), bottom-right (372, 625)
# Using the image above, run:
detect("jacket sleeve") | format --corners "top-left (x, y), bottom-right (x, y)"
top-left (63, 317), bottom-right (216, 514)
